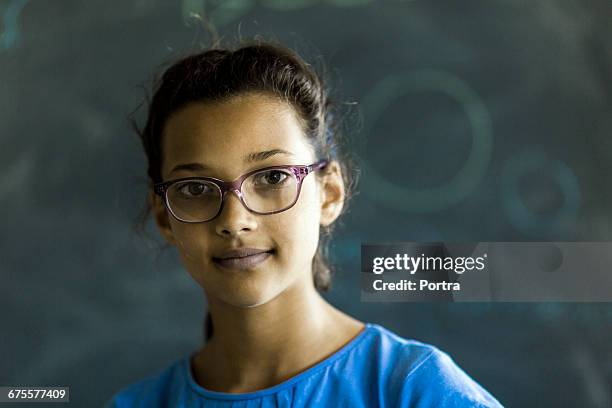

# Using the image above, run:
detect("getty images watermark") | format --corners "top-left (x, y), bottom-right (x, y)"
top-left (361, 243), bottom-right (612, 302)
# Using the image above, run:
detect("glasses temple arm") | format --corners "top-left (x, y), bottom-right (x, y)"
top-left (308, 159), bottom-right (329, 173)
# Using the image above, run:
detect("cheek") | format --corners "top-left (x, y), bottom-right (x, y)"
top-left (275, 181), bottom-right (322, 263)
top-left (168, 222), bottom-right (212, 276)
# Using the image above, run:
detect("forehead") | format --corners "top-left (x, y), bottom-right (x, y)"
top-left (160, 92), bottom-right (315, 179)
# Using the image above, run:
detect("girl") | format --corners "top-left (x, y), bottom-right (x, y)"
top-left (106, 39), bottom-right (503, 407)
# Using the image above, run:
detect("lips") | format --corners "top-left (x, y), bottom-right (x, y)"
top-left (214, 248), bottom-right (273, 259)
top-left (212, 247), bottom-right (275, 270)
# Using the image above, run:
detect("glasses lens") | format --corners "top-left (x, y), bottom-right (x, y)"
top-left (242, 168), bottom-right (299, 213)
top-left (166, 180), bottom-right (221, 222)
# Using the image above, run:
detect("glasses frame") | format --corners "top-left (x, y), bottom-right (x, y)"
top-left (153, 159), bottom-right (329, 223)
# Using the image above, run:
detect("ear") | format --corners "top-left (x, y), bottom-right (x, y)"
top-left (149, 190), bottom-right (177, 246)
top-left (318, 161), bottom-right (346, 227)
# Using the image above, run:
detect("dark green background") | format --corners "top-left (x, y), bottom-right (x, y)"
top-left (1, 0), bottom-right (610, 406)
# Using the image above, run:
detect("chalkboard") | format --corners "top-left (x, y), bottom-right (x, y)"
top-left (1, 1), bottom-right (610, 406)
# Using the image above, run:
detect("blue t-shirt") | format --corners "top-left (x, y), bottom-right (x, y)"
top-left (105, 322), bottom-right (503, 407)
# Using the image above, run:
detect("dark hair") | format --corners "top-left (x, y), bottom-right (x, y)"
top-left (131, 38), bottom-right (359, 342)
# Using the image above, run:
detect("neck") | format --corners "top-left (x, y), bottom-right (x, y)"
top-left (192, 273), bottom-right (364, 392)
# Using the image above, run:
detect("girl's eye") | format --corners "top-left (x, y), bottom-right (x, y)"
top-left (176, 181), bottom-right (213, 197)
top-left (255, 170), bottom-right (289, 186)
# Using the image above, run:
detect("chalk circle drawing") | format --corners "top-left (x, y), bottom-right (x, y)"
top-left (1, 0), bottom-right (30, 51)
top-left (358, 70), bottom-right (493, 213)
top-left (500, 150), bottom-right (580, 236)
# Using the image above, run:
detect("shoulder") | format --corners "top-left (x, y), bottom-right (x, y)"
top-left (365, 324), bottom-right (504, 407)
top-left (360, 322), bottom-right (442, 380)
top-left (103, 357), bottom-right (187, 408)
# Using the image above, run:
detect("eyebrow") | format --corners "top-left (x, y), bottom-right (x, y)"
top-left (169, 149), bottom-right (295, 174)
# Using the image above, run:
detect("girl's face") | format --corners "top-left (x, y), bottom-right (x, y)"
top-left (151, 92), bottom-right (344, 308)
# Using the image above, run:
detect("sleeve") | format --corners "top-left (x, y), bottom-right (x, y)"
top-left (100, 383), bottom-right (166, 408)
top-left (396, 348), bottom-right (504, 408)
top-left (100, 362), bottom-right (181, 408)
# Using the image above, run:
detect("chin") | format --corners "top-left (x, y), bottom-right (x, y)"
top-left (241, 298), bottom-right (273, 308)
top-left (199, 263), bottom-right (298, 308)
top-left (214, 280), bottom-right (285, 309)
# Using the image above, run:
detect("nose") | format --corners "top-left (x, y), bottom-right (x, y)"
top-left (214, 190), bottom-right (258, 237)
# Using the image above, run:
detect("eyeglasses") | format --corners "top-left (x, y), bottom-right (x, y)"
top-left (153, 159), bottom-right (329, 223)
